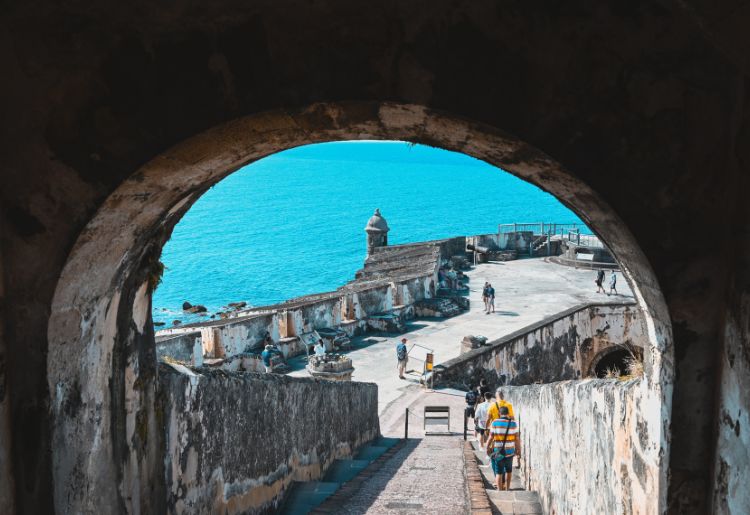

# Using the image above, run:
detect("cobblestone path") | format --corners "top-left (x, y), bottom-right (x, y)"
top-left (332, 435), bottom-right (468, 514)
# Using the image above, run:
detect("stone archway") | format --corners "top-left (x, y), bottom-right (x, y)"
top-left (46, 101), bottom-right (673, 513)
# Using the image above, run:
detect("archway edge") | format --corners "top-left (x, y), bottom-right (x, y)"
top-left (47, 101), bottom-right (672, 512)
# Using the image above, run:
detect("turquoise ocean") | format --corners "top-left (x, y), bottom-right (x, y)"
top-left (152, 142), bottom-right (585, 325)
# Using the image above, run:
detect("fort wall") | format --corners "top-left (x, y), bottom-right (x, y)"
top-left (506, 379), bottom-right (658, 514)
top-left (434, 302), bottom-right (646, 387)
top-left (159, 364), bottom-right (379, 514)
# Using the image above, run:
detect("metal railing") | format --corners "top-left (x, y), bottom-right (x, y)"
top-left (498, 222), bottom-right (585, 235)
top-left (497, 223), bottom-right (604, 249)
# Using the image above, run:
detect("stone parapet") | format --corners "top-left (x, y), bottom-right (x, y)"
top-left (159, 364), bottom-right (379, 514)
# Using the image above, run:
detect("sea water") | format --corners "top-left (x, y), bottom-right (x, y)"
top-left (153, 141), bottom-right (585, 325)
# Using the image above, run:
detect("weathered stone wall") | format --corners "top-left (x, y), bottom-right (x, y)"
top-left (2, 2), bottom-right (747, 509)
top-left (435, 302), bottom-right (646, 388)
top-left (159, 365), bottom-right (379, 514)
top-left (712, 188), bottom-right (750, 514)
top-left (156, 333), bottom-right (199, 362)
top-left (505, 379), bottom-right (660, 514)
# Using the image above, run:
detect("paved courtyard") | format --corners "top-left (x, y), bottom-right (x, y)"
top-left (290, 258), bottom-right (633, 413)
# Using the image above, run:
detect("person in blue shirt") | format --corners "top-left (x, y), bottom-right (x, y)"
top-left (486, 283), bottom-right (495, 314)
top-left (608, 271), bottom-right (618, 296)
top-left (396, 337), bottom-right (409, 379)
top-left (261, 344), bottom-right (280, 373)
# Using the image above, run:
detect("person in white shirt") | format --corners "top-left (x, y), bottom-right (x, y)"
top-left (474, 392), bottom-right (493, 445)
top-left (314, 339), bottom-right (326, 357)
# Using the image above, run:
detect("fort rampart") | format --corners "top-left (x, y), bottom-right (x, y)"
top-left (159, 364), bottom-right (379, 514)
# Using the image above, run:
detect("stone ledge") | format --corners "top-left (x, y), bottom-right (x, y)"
top-left (463, 441), bottom-right (493, 514)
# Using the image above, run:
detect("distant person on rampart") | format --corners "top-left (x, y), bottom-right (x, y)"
top-left (595, 269), bottom-right (606, 293)
top-left (314, 339), bottom-right (326, 357)
top-left (474, 392), bottom-right (493, 445)
top-left (261, 344), bottom-right (277, 373)
top-left (396, 337), bottom-right (409, 379)
top-left (485, 388), bottom-right (515, 427)
top-left (486, 405), bottom-right (522, 491)
top-left (608, 270), bottom-right (618, 296)
top-left (486, 283), bottom-right (496, 314)
top-left (481, 282), bottom-right (490, 312)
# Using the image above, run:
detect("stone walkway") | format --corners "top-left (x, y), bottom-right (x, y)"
top-left (325, 388), bottom-right (469, 514)
top-left (330, 436), bottom-right (468, 514)
top-left (290, 258), bottom-right (633, 413)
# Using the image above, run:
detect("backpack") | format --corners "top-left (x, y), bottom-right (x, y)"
top-left (397, 344), bottom-right (407, 361)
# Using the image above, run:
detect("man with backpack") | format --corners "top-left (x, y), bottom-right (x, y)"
top-left (486, 406), bottom-right (521, 490)
top-left (485, 387), bottom-right (515, 426)
top-left (396, 337), bottom-right (409, 379)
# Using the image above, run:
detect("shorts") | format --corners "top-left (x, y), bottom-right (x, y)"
top-left (475, 426), bottom-right (486, 435)
top-left (465, 406), bottom-right (475, 419)
top-left (491, 454), bottom-right (514, 475)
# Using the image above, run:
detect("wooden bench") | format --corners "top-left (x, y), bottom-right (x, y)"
top-left (424, 406), bottom-right (450, 433)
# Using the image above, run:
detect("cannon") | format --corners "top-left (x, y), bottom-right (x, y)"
top-left (466, 243), bottom-right (490, 254)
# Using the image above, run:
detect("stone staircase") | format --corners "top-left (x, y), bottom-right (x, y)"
top-left (280, 436), bottom-right (401, 514)
top-left (468, 440), bottom-right (543, 514)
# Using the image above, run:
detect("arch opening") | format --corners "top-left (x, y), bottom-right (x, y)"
top-left (46, 102), bottom-right (674, 513)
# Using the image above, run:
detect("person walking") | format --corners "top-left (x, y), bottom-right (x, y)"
top-left (485, 388), bottom-right (515, 426)
top-left (474, 392), bottom-right (493, 445)
top-left (595, 269), bottom-right (606, 293)
top-left (608, 270), bottom-right (618, 296)
top-left (486, 406), bottom-right (521, 490)
top-left (481, 282), bottom-right (490, 313)
top-left (465, 386), bottom-right (479, 421)
top-left (396, 337), bottom-right (409, 379)
top-left (486, 283), bottom-right (496, 314)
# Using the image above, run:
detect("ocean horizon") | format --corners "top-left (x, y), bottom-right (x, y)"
top-left (152, 141), bottom-right (586, 325)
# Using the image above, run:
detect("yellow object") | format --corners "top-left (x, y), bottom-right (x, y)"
top-left (486, 399), bottom-right (515, 422)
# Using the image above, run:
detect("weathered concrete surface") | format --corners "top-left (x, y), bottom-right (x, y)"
top-left (506, 379), bottom-right (659, 515)
top-left (1, 2), bottom-right (747, 511)
top-left (435, 302), bottom-right (646, 387)
top-left (159, 364), bottom-right (379, 514)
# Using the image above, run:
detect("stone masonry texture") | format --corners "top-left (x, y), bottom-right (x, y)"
top-left (1, 1), bottom-right (749, 513)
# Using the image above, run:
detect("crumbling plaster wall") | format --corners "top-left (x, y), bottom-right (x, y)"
top-left (712, 179), bottom-right (750, 514)
top-left (159, 365), bottom-right (379, 514)
top-left (156, 333), bottom-right (199, 362)
top-left (506, 379), bottom-right (658, 514)
top-left (0, 1), bottom-right (745, 511)
top-left (435, 302), bottom-right (646, 387)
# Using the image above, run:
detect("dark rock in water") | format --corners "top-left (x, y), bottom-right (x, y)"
top-left (186, 304), bottom-right (207, 313)
top-left (182, 301), bottom-right (192, 310)
top-left (154, 321), bottom-right (165, 327)
top-left (172, 320), bottom-right (182, 326)
top-left (210, 315), bottom-right (216, 319)
top-left (228, 301), bottom-right (247, 309)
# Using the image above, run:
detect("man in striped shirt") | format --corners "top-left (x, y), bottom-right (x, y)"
top-left (485, 406), bottom-right (522, 490)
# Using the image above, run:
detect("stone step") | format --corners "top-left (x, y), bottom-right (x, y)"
top-left (282, 436), bottom-right (402, 514)
top-left (280, 481), bottom-right (341, 515)
top-left (322, 459), bottom-right (370, 483)
top-left (486, 490), bottom-right (542, 514)
top-left (467, 438), bottom-right (543, 514)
